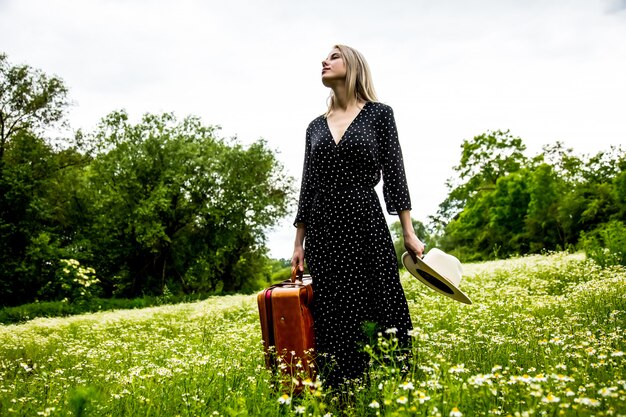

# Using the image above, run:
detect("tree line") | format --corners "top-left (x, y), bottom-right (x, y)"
top-left (392, 130), bottom-right (625, 264)
top-left (391, 130), bottom-right (626, 266)
top-left (3, 53), bottom-right (624, 308)
top-left (0, 53), bottom-right (293, 307)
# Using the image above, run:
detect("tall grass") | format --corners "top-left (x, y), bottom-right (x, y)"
top-left (1, 252), bottom-right (624, 416)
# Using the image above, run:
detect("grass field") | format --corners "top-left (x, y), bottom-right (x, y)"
top-left (1, 252), bottom-right (625, 416)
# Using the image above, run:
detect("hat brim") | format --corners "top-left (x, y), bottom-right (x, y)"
top-left (402, 252), bottom-right (472, 305)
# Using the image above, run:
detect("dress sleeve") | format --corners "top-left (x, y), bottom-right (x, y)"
top-left (376, 105), bottom-right (412, 215)
top-left (293, 128), bottom-right (314, 227)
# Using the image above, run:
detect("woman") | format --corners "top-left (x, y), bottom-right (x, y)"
top-left (292, 45), bottom-right (424, 387)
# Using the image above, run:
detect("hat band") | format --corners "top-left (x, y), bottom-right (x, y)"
top-left (417, 269), bottom-right (454, 294)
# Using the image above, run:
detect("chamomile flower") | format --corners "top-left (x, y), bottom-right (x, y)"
top-left (449, 364), bottom-right (467, 374)
top-left (450, 407), bottom-right (463, 417)
top-left (400, 381), bottom-right (415, 391)
top-left (574, 397), bottom-right (600, 407)
top-left (542, 393), bottom-right (560, 403)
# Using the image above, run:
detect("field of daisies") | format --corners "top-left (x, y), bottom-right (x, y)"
top-left (1, 252), bottom-right (625, 416)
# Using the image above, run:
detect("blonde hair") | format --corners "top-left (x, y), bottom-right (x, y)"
top-left (326, 45), bottom-right (378, 116)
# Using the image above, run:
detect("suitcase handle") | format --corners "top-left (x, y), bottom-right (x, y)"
top-left (290, 266), bottom-right (304, 283)
top-left (290, 267), bottom-right (313, 306)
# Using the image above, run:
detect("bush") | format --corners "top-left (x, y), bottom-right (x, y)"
top-left (580, 220), bottom-right (626, 267)
top-left (270, 266), bottom-right (294, 284)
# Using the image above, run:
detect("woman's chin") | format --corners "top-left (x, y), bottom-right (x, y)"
top-left (321, 76), bottom-right (342, 88)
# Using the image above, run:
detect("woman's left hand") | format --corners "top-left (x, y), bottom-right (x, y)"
top-left (404, 233), bottom-right (425, 263)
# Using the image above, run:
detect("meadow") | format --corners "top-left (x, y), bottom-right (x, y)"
top-left (1, 252), bottom-right (624, 416)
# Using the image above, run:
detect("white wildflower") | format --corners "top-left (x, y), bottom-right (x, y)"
top-left (450, 407), bottom-right (463, 417)
top-left (400, 381), bottom-right (414, 391)
top-left (542, 393), bottom-right (560, 403)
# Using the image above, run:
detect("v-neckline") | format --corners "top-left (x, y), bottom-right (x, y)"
top-left (326, 101), bottom-right (369, 146)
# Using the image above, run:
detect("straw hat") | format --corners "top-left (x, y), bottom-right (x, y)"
top-left (402, 248), bottom-right (472, 304)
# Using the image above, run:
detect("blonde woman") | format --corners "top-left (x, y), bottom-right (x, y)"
top-left (292, 45), bottom-right (424, 387)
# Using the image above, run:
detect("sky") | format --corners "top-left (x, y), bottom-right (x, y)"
top-left (1, 0), bottom-right (625, 258)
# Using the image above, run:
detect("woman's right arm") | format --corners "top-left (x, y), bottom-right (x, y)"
top-left (292, 128), bottom-right (313, 271)
top-left (292, 224), bottom-right (306, 271)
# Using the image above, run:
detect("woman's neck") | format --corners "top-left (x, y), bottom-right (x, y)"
top-left (331, 85), bottom-right (361, 112)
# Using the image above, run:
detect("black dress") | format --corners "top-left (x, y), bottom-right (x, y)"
top-left (294, 101), bottom-right (413, 386)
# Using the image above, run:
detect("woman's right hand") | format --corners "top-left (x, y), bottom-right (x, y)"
top-left (292, 225), bottom-right (306, 272)
top-left (292, 246), bottom-right (305, 272)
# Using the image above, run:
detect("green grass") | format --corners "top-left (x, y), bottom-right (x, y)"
top-left (0, 294), bottom-right (204, 325)
top-left (1, 252), bottom-right (624, 416)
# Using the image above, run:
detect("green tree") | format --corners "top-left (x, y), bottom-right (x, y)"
top-left (441, 188), bottom-right (492, 261)
top-left (443, 171), bottom-right (533, 261)
top-left (535, 141), bottom-right (582, 183)
top-left (437, 130), bottom-right (528, 260)
top-left (0, 53), bottom-right (69, 160)
top-left (437, 130), bottom-right (527, 226)
top-left (440, 134), bottom-right (625, 262)
top-left (82, 111), bottom-right (292, 297)
top-left (1, 52), bottom-right (295, 305)
top-left (487, 171), bottom-right (530, 256)
top-left (0, 54), bottom-right (92, 307)
top-left (553, 147), bottom-right (624, 246)
top-left (525, 163), bottom-right (565, 252)
top-left (0, 131), bottom-right (88, 306)
top-left (614, 169), bottom-right (626, 219)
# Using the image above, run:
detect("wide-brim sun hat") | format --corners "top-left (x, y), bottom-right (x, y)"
top-left (402, 248), bottom-right (472, 304)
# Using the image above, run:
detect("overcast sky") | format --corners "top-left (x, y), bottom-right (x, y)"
top-left (2, 0), bottom-right (625, 258)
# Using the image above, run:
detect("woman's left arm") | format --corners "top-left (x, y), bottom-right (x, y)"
top-left (377, 104), bottom-right (411, 215)
top-left (399, 209), bottom-right (425, 262)
top-left (376, 104), bottom-right (424, 260)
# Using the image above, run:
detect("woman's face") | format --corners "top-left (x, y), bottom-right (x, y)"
top-left (321, 48), bottom-right (346, 86)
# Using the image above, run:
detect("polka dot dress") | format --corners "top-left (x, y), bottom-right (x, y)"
top-left (294, 101), bottom-right (413, 386)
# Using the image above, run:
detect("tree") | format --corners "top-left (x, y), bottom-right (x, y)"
top-left (487, 171), bottom-right (530, 256)
top-left (534, 141), bottom-right (582, 183)
top-left (0, 130), bottom-right (88, 306)
top-left (0, 54), bottom-right (86, 307)
top-left (0, 52), bottom-right (294, 305)
top-left (552, 147), bottom-right (624, 247)
top-left (525, 163), bottom-right (565, 252)
top-left (439, 131), bottom-right (626, 261)
top-left (82, 111), bottom-right (293, 297)
top-left (614, 168), bottom-right (626, 220)
top-left (0, 53), bottom-right (69, 160)
top-left (437, 130), bottom-right (527, 225)
top-left (440, 188), bottom-right (493, 261)
top-left (436, 130), bottom-right (529, 260)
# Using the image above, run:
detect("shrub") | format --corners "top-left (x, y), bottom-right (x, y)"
top-left (581, 220), bottom-right (626, 267)
top-left (270, 266), bottom-right (293, 284)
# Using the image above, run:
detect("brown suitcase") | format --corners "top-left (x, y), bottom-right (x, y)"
top-left (257, 268), bottom-right (315, 384)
